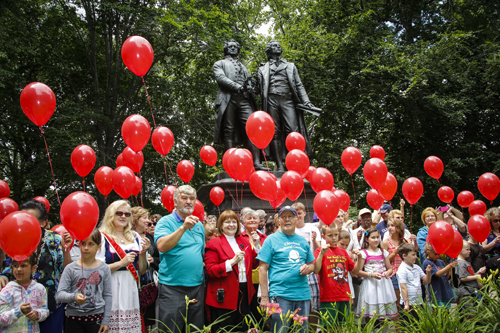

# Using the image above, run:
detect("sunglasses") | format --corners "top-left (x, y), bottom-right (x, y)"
top-left (492, 219), bottom-right (500, 223)
top-left (115, 211), bottom-right (131, 217)
top-left (147, 222), bottom-right (158, 227)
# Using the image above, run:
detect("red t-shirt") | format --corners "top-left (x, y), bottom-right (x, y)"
top-left (314, 246), bottom-right (355, 302)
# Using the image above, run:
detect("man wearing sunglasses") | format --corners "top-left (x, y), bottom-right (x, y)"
top-left (155, 185), bottom-right (205, 333)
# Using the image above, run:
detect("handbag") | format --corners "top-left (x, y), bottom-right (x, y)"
top-left (139, 269), bottom-right (158, 308)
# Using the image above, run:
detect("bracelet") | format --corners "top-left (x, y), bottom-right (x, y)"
top-left (261, 295), bottom-right (269, 298)
top-left (368, 272), bottom-right (372, 278)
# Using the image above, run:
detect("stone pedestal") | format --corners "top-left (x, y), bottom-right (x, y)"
top-left (197, 172), bottom-right (317, 221)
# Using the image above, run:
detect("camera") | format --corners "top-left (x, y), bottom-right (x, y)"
top-left (217, 289), bottom-right (225, 303)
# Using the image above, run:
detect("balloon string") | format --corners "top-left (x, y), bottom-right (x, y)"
top-left (139, 171), bottom-right (144, 208)
top-left (223, 184), bottom-right (241, 210)
top-left (236, 182), bottom-right (238, 204)
top-left (141, 77), bottom-right (157, 128)
top-left (217, 205), bottom-right (221, 217)
top-left (163, 158), bottom-right (169, 185)
top-left (410, 205), bottom-right (413, 234)
top-left (260, 198), bottom-right (273, 217)
top-left (82, 179), bottom-right (85, 192)
top-left (303, 186), bottom-right (311, 223)
top-left (262, 150), bottom-right (271, 172)
top-left (40, 128), bottom-right (61, 206)
top-left (165, 158), bottom-right (178, 187)
top-left (350, 174), bottom-right (357, 216)
top-left (241, 182), bottom-right (244, 206)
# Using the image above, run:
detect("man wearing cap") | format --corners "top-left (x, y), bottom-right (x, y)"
top-left (258, 206), bottom-right (315, 333)
top-left (375, 199), bottom-right (407, 239)
top-left (351, 208), bottom-right (373, 249)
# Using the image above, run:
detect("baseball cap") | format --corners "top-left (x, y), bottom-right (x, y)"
top-left (278, 206), bottom-right (297, 217)
top-left (358, 208), bottom-right (372, 218)
top-left (380, 204), bottom-right (392, 213)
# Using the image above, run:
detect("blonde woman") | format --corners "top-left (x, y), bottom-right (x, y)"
top-left (97, 200), bottom-right (150, 333)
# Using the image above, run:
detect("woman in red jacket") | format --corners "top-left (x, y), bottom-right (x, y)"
top-left (204, 210), bottom-right (260, 332)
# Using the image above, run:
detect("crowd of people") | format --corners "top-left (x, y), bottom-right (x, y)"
top-left (1, 185), bottom-right (499, 333)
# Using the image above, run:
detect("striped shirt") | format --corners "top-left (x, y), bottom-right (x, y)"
top-left (397, 261), bottom-right (426, 305)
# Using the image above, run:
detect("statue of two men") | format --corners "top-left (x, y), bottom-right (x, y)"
top-left (213, 39), bottom-right (317, 172)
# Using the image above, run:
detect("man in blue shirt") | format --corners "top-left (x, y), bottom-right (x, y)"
top-left (155, 185), bottom-right (205, 333)
top-left (258, 206), bottom-right (315, 333)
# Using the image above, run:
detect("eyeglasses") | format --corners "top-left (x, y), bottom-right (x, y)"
top-left (116, 211), bottom-right (131, 217)
top-left (147, 222), bottom-right (158, 227)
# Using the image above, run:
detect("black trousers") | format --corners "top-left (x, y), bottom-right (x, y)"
top-left (221, 94), bottom-right (255, 147)
top-left (209, 283), bottom-right (249, 333)
top-left (158, 283), bottom-right (205, 333)
top-left (267, 93), bottom-right (299, 139)
top-left (64, 316), bottom-right (101, 333)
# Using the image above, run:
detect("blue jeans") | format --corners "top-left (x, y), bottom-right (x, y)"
top-left (271, 296), bottom-right (310, 333)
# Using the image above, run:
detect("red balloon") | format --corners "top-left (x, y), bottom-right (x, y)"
top-left (281, 171), bottom-right (304, 201)
top-left (228, 149), bottom-right (253, 182)
top-left (334, 189), bottom-right (350, 212)
top-left (112, 166), bottom-right (136, 199)
top-left (0, 211), bottom-right (41, 261)
top-left (468, 214), bottom-right (491, 243)
top-left (313, 190), bottom-right (340, 225)
top-left (70, 145), bottom-right (96, 178)
top-left (457, 191), bottom-right (474, 208)
top-left (0, 180), bottom-right (10, 198)
top-left (0, 198), bottom-right (18, 221)
top-left (151, 126), bottom-right (174, 156)
top-left (437, 186), bottom-right (454, 204)
top-left (94, 166), bottom-right (114, 196)
top-left (341, 147), bottom-right (362, 175)
top-left (469, 200), bottom-right (487, 216)
top-left (200, 146), bottom-right (217, 166)
top-left (121, 36), bottom-right (154, 77)
top-left (51, 225), bottom-right (74, 250)
top-left (161, 186), bottom-right (176, 212)
top-left (269, 181), bottom-right (287, 209)
top-left (285, 149), bottom-right (310, 178)
top-left (60, 191), bottom-right (99, 241)
top-left (285, 132), bottom-right (306, 152)
top-left (249, 171), bottom-right (277, 201)
top-left (366, 189), bottom-right (384, 210)
top-left (363, 158), bottom-right (388, 190)
top-left (223, 148), bottom-right (237, 179)
top-left (132, 176), bottom-right (142, 196)
top-left (121, 114), bottom-right (151, 153)
top-left (402, 177), bottom-right (424, 205)
top-left (305, 166), bottom-right (316, 182)
top-left (478, 172), bottom-right (500, 201)
top-left (370, 145), bottom-right (385, 160)
top-left (210, 187), bottom-right (225, 206)
top-left (193, 200), bottom-right (205, 221)
top-left (424, 156), bottom-right (444, 180)
top-left (177, 160), bottom-right (195, 183)
top-left (379, 172), bottom-right (397, 201)
top-left (427, 220), bottom-right (454, 254)
top-left (310, 167), bottom-right (334, 193)
top-left (445, 230), bottom-right (464, 259)
top-left (20, 82), bottom-right (56, 127)
top-left (34, 196), bottom-right (50, 213)
top-left (116, 153), bottom-right (125, 167)
top-left (246, 111), bottom-right (275, 149)
top-left (122, 147), bottom-right (144, 173)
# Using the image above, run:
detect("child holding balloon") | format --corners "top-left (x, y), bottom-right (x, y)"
top-left (0, 253), bottom-right (49, 333)
top-left (56, 229), bottom-right (112, 333)
top-left (355, 228), bottom-right (398, 321)
top-left (422, 242), bottom-right (456, 307)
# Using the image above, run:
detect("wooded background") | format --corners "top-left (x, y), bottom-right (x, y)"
top-left (1, 0), bottom-right (499, 228)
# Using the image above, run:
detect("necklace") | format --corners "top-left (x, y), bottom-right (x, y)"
top-left (113, 234), bottom-right (125, 244)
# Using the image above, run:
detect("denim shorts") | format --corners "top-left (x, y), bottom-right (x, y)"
top-left (391, 274), bottom-right (399, 290)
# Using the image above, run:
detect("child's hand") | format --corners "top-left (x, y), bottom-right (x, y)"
top-left (26, 310), bottom-right (39, 321)
top-left (449, 261), bottom-right (458, 268)
top-left (426, 265), bottom-right (432, 274)
top-left (352, 249), bottom-right (361, 257)
top-left (477, 267), bottom-right (487, 275)
top-left (76, 293), bottom-right (86, 305)
top-left (311, 230), bottom-right (317, 242)
top-left (372, 272), bottom-right (383, 280)
top-left (20, 303), bottom-right (31, 315)
top-left (98, 325), bottom-right (109, 333)
top-left (404, 303), bottom-right (410, 312)
top-left (320, 243), bottom-right (330, 254)
top-left (383, 271), bottom-right (391, 279)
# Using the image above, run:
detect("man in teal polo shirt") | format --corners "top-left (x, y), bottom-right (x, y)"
top-left (155, 185), bottom-right (205, 333)
top-left (258, 206), bottom-right (315, 333)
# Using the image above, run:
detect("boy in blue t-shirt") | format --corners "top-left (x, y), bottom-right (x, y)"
top-left (422, 242), bottom-right (456, 307)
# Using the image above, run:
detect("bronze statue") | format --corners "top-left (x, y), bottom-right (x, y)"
top-left (256, 40), bottom-right (319, 171)
top-left (213, 40), bottom-right (265, 170)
